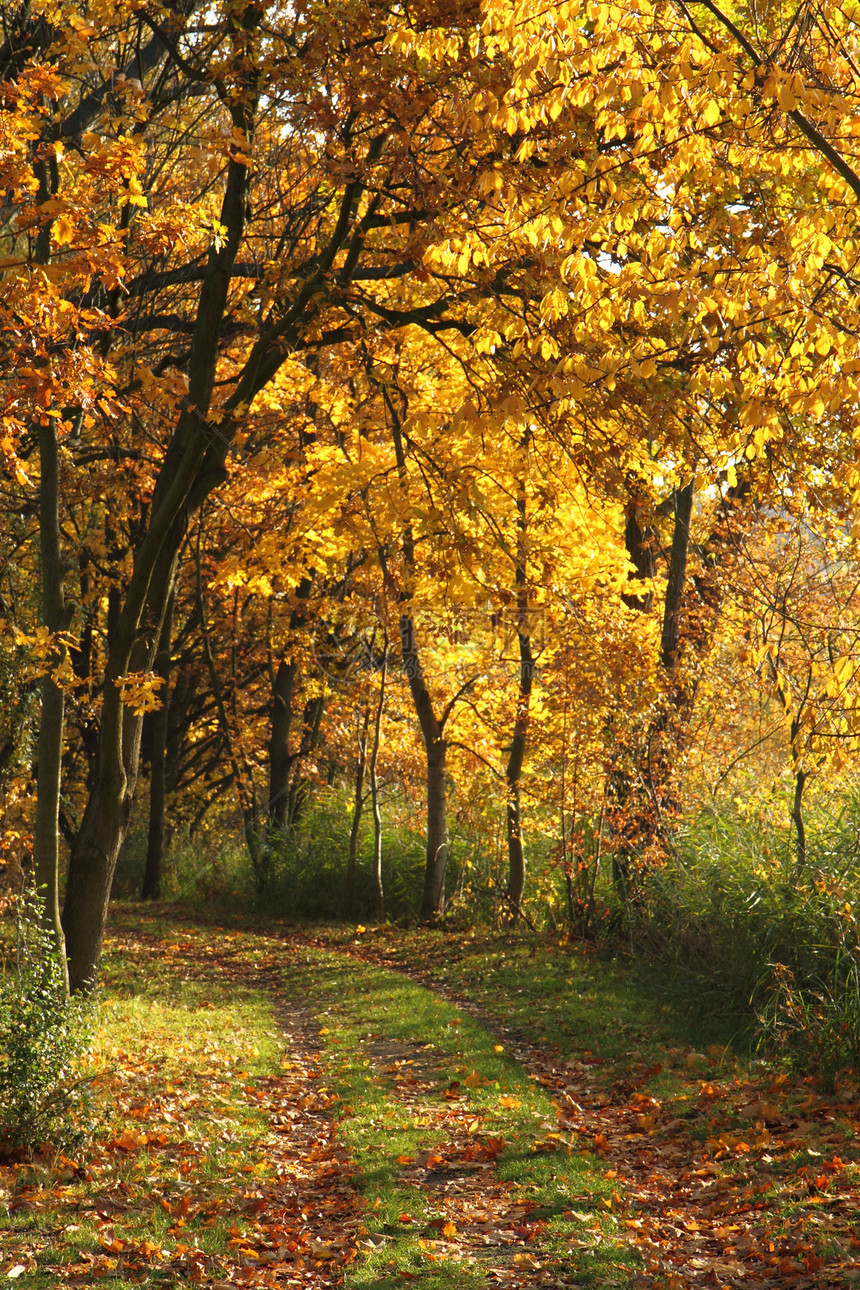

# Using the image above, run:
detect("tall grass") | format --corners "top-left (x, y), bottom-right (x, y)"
top-left (627, 795), bottom-right (860, 1081)
top-left (239, 790), bottom-right (431, 922)
top-left (112, 814), bottom-right (250, 911)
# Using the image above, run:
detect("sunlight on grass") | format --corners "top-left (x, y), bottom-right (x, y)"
top-left (2, 923), bottom-right (286, 1288)
top-left (284, 944), bottom-right (641, 1288)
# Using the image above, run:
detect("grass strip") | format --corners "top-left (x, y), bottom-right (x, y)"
top-left (284, 941), bottom-right (642, 1288)
top-left (3, 924), bottom-right (293, 1287)
top-left (319, 926), bottom-right (860, 1279)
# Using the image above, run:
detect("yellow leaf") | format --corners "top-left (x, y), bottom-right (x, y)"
top-left (777, 82), bottom-right (798, 112)
top-left (53, 214), bottom-right (74, 245)
top-left (701, 99), bottom-right (721, 127)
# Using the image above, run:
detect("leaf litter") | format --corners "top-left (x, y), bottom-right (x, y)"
top-left (3, 913), bottom-right (860, 1289)
top-left (1, 922), bottom-right (364, 1287)
top-left (334, 926), bottom-right (860, 1288)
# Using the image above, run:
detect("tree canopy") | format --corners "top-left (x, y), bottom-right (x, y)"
top-left (2, 0), bottom-right (860, 987)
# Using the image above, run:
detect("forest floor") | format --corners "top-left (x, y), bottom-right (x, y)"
top-left (2, 909), bottom-right (860, 1289)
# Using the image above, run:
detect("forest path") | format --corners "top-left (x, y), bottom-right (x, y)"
top-left (314, 928), bottom-right (860, 1290)
top-left (7, 911), bottom-right (857, 1290)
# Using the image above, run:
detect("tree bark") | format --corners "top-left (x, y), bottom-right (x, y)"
top-left (345, 707), bottom-right (369, 918)
top-left (141, 590), bottom-right (175, 900)
top-left (659, 481), bottom-right (695, 674)
top-left (400, 613), bottom-right (449, 919)
top-left (33, 415), bottom-right (69, 991)
top-left (62, 531), bottom-right (184, 989)
top-left (269, 657), bottom-right (299, 831)
top-left (370, 636), bottom-right (388, 923)
top-left (504, 445), bottom-right (534, 921)
top-left (267, 576), bottom-right (313, 832)
top-left (791, 765), bottom-right (808, 880)
top-left (505, 631), bottom-right (533, 918)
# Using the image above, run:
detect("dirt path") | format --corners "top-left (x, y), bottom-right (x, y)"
top-left (333, 935), bottom-right (860, 1290)
top-left (244, 993), bottom-right (364, 1288)
top-left (14, 913), bottom-right (853, 1290)
top-left (166, 940), bottom-right (368, 1289)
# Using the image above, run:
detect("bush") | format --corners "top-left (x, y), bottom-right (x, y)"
top-left (0, 888), bottom-right (94, 1152)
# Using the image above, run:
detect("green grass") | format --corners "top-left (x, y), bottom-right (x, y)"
top-left (283, 941), bottom-right (643, 1287)
top-left (7, 905), bottom-right (860, 1289)
top-left (318, 925), bottom-right (732, 1066)
top-left (1, 923), bottom-right (287, 1288)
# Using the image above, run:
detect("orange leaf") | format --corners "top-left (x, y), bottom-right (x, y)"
top-left (53, 214), bottom-right (74, 245)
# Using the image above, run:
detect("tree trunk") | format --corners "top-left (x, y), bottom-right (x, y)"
top-left (267, 576), bottom-right (313, 832)
top-left (399, 614), bottom-right (448, 919)
top-left (33, 415), bottom-right (69, 991)
top-left (371, 636), bottom-right (388, 923)
top-left (609, 480), bottom-right (694, 898)
top-left (269, 657), bottom-right (298, 832)
top-left (621, 485), bottom-right (655, 613)
top-left (504, 636), bottom-right (532, 918)
top-left (283, 692), bottom-right (327, 833)
top-left (141, 590), bottom-right (175, 900)
top-left (791, 766), bottom-right (808, 880)
top-left (63, 533), bottom-right (183, 989)
top-left (423, 728), bottom-right (448, 920)
top-left (659, 480), bottom-right (695, 674)
top-left (504, 439), bottom-right (534, 921)
top-left (789, 714), bottom-right (809, 881)
top-left (385, 385), bottom-right (450, 921)
top-left (345, 708), bottom-right (369, 917)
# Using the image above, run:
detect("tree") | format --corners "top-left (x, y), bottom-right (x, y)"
top-left (733, 514), bottom-right (860, 876)
top-left (8, 0), bottom-right (860, 978)
top-left (39, 0), bottom-right (520, 983)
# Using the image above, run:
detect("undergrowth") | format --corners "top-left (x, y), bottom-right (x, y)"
top-left (114, 779), bottom-right (860, 1089)
top-left (629, 798), bottom-right (860, 1083)
top-left (0, 887), bottom-right (94, 1153)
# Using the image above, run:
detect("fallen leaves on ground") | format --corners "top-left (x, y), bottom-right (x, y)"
top-left (339, 928), bottom-right (860, 1288)
top-left (1, 925), bottom-right (365, 1288)
top-left (4, 914), bottom-right (860, 1289)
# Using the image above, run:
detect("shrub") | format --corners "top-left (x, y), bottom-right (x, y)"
top-left (0, 888), bottom-right (94, 1152)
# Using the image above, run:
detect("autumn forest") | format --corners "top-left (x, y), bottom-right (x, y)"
top-left (7, 0), bottom-right (860, 1283)
top-left (0, 0), bottom-right (857, 977)
top-left (1, 0), bottom-right (859, 964)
